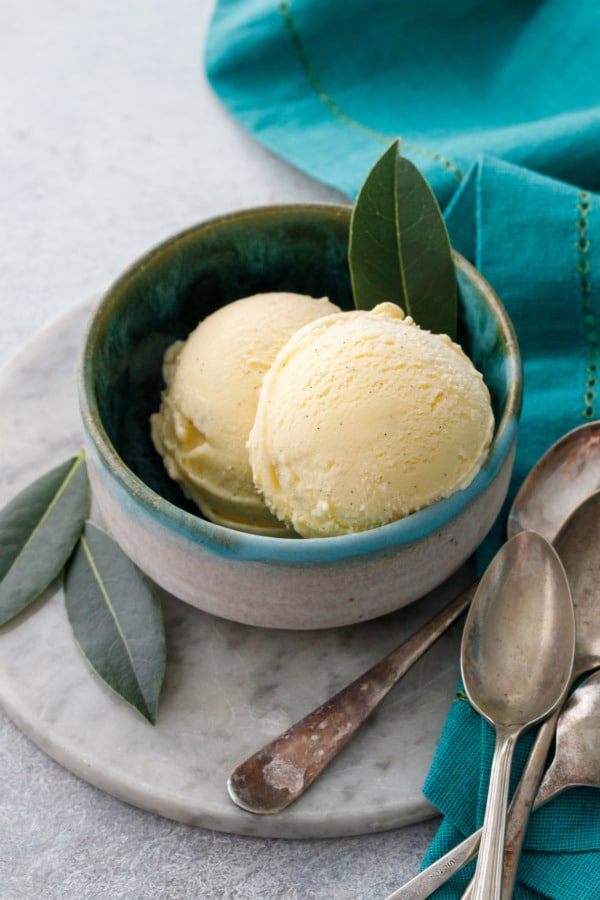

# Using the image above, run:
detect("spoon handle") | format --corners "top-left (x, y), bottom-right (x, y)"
top-left (499, 707), bottom-right (560, 898)
top-left (228, 583), bottom-right (475, 815)
top-left (467, 728), bottom-right (519, 900)
top-left (383, 830), bottom-right (482, 899)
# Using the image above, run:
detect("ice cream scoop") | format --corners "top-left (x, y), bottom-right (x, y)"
top-left (248, 302), bottom-right (494, 537)
top-left (151, 291), bottom-right (340, 534)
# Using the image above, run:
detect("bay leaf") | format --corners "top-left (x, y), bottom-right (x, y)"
top-left (64, 523), bottom-right (166, 724)
top-left (349, 140), bottom-right (403, 311)
top-left (349, 138), bottom-right (457, 339)
top-left (0, 453), bottom-right (90, 626)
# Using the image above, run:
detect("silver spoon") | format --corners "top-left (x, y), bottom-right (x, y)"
top-left (386, 668), bottom-right (600, 900)
top-left (386, 488), bottom-right (600, 900)
top-left (459, 531), bottom-right (574, 900)
top-left (228, 422), bottom-right (600, 815)
top-left (497, 488), bottom-right (600, 897)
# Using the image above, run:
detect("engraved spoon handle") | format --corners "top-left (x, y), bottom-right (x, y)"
top-left (228, 583), bottom-right (476, 815)
top-left (384, 829), bottom-right (482, 900)
top-left (467, 728), bottom-right (519, 900)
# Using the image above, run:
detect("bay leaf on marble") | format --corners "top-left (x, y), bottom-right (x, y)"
top-left (349, 138), bottom-right (457, 339)
top-left (64, 522), bottom-right (166, 724)
top-left (0, 453), bottom-right (89, 625)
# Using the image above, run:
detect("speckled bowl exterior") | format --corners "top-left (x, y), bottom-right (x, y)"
top-left (79, 204), bottom-right (522, 629)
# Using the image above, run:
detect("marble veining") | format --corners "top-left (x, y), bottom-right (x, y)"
top-left (0, 301), bottom-right (466, 838)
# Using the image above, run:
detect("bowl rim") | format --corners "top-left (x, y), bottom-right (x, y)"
top-left (79, 202), bottom-right (522, 563)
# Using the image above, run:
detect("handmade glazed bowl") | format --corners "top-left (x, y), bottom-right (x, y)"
top-left (79, 204), bottom-right (522, 629)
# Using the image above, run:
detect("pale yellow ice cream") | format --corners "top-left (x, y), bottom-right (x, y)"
top-left (248, 302), bottom-right (494, 538)
top-left (150, 292), bottom-right (340, 534)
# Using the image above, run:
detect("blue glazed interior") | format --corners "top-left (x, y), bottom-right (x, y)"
top-left (80, 204), bottom-right (521, 562)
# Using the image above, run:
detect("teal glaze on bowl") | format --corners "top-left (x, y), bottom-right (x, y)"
top-left (79, 204), bottom-right (522, 629)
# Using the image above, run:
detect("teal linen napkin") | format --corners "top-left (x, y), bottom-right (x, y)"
top-left (205, 3), bottom-right (600, 894)
top-left (206, 0), bottom-right (600, 204)
top-left (450, 155), bottom-right (600, 573)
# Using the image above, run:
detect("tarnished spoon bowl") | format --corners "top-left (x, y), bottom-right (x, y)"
top-left (508, 420), bottom-right (600, 541)
top-left (554, 488), bottom-right (600, 676)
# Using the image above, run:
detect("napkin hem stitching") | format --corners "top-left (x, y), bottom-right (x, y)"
top-left (277, 0), bottom-right (465, 182)
top-left (575, 189), bottom-right (597, 419)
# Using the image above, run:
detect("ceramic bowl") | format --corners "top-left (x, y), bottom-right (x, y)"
top-left (79, 204), bottom-right (522, 629)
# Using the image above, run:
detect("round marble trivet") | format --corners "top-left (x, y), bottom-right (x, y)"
top-left (0, 301), bottom-right (467, 839)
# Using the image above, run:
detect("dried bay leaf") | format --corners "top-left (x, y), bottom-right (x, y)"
top-left (0, 453), bottom-right (89, 625)
top-left (349, 139), bottom-right (457, 339)
top-left (64, 523), bottom-right (166, 724)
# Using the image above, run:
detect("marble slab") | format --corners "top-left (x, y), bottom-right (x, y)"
top-left (0, 301), bottom-right (467, 839)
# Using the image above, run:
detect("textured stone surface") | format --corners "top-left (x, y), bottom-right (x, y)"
top-left (1, 701), bottom-right (439, 899)
top-left (1, 1), bottom-right (449, 895)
